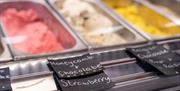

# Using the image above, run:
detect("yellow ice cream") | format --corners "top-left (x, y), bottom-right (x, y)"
top-left (103, 0), bottom-right (180, 37)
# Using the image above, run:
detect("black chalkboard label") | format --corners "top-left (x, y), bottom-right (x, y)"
top-left (163, 41), bottom-right (180, 51)
top-left (127, 44), bottom-right (180, 76)
top-left (92, 50), bottom-right (130, 62)
top-left (58, 72), bottom-right (114, 91)
top-left (0, 68), bottom-right (12, 91)
top-left (48, 54), bottom-right (103, 78)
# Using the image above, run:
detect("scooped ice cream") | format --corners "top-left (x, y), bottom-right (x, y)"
top-left (84, 13), bottom-right (113, 31)
top-left (1, 8), bottom-right (64, 54)
top-left (55, 0), bottom-right (127, 46)
top-left (84, 33), bottom-right (126, 46)
top-left (103, 0), bottom-right (180, 37)
top-left (57, 0), bottom-right (96, 32)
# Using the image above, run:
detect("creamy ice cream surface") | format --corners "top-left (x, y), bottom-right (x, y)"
top-left (55, 0), bottom-right (127, 46)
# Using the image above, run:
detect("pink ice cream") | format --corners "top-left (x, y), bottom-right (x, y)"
top-left (1, 8), bottom-right (64, 54)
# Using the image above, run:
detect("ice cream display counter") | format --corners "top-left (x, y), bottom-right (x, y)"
top-left (1, 43), bottom-right (180, 91)
top-left (0, 0), bottom-right (179, 91)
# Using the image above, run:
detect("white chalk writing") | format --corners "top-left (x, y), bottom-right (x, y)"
top-left (58, 64), bottom-right (101, 76)
top-left (50, 56), bottom-right (93, 68)
top-left (60, 77), bottom-right (111, 87)
top-left (132, 46), bottom-right (156, 52)
top-left (137, 50), bottom-right (168, 59)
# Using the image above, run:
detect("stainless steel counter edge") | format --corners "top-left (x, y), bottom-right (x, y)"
top-left (108, 75), bottom-right (180, 91)
top-left (11, 71), bottom-right (53, 81)
top-left (0, 38), bottom-right (12, 62)
top-left (0, 20), bottom-right (12, 62)
top-left (11, 71), bottom-right (59, 91)
top-left (157, 38), bottom-right (180, 44)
